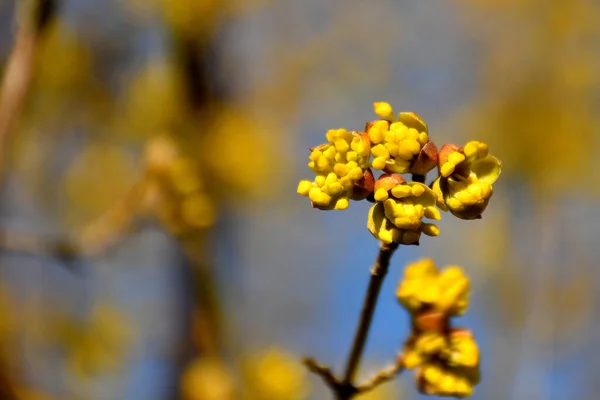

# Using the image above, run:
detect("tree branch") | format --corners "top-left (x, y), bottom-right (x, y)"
top-left (341, 241), bottom-right (399, 385)
top-left (0, 0), bottom-right (57, 173)
top-left (304, 241), bottom-right (400, 399)
top-left (355, 354), bottom-right (405, 394)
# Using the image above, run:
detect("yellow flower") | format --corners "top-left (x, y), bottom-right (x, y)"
top-left (402, 332), bottom-right (447, 369)
top-left (367, 179), bottom-right (441, 245)
top-left (245, 347), bottom-right (310, 400)
top-left (396, 260), bottom-right (480, 397)
top-left (181, 357), bottom-right (235, 400)
top-left (61, 306), bottom-right (134, 377)
top-left (368, 103), bottom-right (430, 174)
top-left (417, 360), bottom-right (480, 398)
top-left (434, 141), bottom-right (501, 220)
top-left (415, 330), bottom-right (480, 398)
top-left (396, 259), bottom-right (470, 315)
top-left (297, 129), bottom-right (371, 210)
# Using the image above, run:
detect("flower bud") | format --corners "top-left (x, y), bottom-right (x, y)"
top-left (410, 139), bottom-right (439, 175)
top-left (435, 141), bottom-right (501, 220)
top-left (350, 168), bottom-right (375, 200)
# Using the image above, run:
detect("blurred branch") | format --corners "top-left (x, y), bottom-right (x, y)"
top-left (0, 178), bottom-right (149, 263)
top-left (0, 0), bottom-right (57, 176)
top-left (0, 3), bottom-right (58, 396)
top-left (76, 178), bottom-right (150, 257)
top-left (354, 354), bottom-right (404, 394)
top-left (304, 242), bottom-right (400, 400)
top-left (302, 358), bottom-right (339, 391)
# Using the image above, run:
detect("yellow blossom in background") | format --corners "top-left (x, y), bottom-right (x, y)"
top-left (433, 141), bottom-right (501, 220)
top-left (160, 0), bottom-right (226, 38)
top-left (55, 306), bottom-right (133, 378)
top-left (396, 258), bottom-right (470, 315)
top-left (120, 61), bottom-right (184, 140)
top-left (243, 347), bottom-right (310, 400)
top-left (297, 128), bottom-right (371, 210)
top-left (369, 102), bottom-right (430, 174)
top-left (203, 108), bottom-right (279, 198)
top-left (367, 180), bottom-right (440, 245)
top-left (180, 357), bottom-right (235, 400)
top-left (144, 134), bottom-right (217, 235)
top-left (63, 143), bottom-right (138, 228)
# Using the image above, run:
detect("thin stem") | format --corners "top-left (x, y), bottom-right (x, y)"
top-left (0, 0), bottom-right (56, 170)
top-left (339, 241), bottom-right (399, 396)
top-left (355, 353), bottom-right (405, 393)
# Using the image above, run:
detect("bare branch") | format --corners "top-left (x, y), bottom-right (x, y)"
top-left (303, 357), bottom-right (340, 390)
top-left (355, 354), bottom-right (405, 393)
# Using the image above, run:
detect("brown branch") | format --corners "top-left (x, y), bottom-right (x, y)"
top-left (304, 241), bottom-right (400, 399)
top-left (355, 354), bottom-right (405, 394)
top-left (341, 241), bottom-right (399, 385)
top-left (0, 0), bottom-right (57, 177)
top-left (302, 358), bottom-right (339, 391)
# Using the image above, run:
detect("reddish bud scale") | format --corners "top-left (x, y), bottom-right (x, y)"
top-left (410, 139), bottom-right (439, 175)
top-left (414, 311), bottom-right (448, 333)
top-left (351, 168), bottom-right (375, 200)
top-left (374, 173), bottom-right (406, 192)
top-left (437, 143), bottom-right (463, 168)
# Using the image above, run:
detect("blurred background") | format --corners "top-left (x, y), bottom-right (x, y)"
top-left (0, 0), bottom-right (599, 399)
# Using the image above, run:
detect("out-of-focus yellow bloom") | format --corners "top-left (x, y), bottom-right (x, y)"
top-left (396, 260), bottom-right (480, 397)
top-left (433, 141), bottom-right (501, 220)
top-left (121, 61), bottom-right (183, 139)
top-left (203, 109), bottom-right (277, 197)
top-left (61, 306), bottom-right (133, 377)
top-left (297, 129), bottom-right (371, 210)
top-left (415, 330), bottom-right (480, 399)
top-left (367, 181), bottom-right (440, 245)
top-left (396, 259), bottom-right (470, 315)
top-left (181, 357), bottom-right (235, 400)
top-left (160, 0), bottom-right (225, 37)
top-left (143, 134), bottom-right (217, 234)
top-left (368, 103), bottom-right (430, 174)
top-left (64, 143), bottom-right (137, 227)
top-left (402, 332), bottom-right (447, 369)
top-left (244, 347), bottom-right (310, 400)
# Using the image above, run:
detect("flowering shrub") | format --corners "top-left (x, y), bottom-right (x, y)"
top-left (298, 102), bottom-right (501, 399)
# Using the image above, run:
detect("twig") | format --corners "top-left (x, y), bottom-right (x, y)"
top-left (303, 358), bottom-right (339, 391)
top-left (304, 241), bottom-right (400, 399)
top-left (341, 241), bottom-right (399, 384)
top-left (355, 354), bottom-right (405, 393)
top-left (0, 0), bottom-right (57, 177)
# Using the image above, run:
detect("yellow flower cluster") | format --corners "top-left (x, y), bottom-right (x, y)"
top-left (180, 357), bottom-right (235, 400)
top-left (58, 306), bottom-right (133, 378)
top-left (298, 102), bottom-right (502, 246)
top-left (144, 135), bottom-right (216, 234)
top-left (434, 141), bottom-right (501, 220)
top-left (396, 258), bottom-right (469, 315)
top-left (414, 330), bottom-right (481, 398)
top-left (244, 347), bottom-right (310, 400)
top-left (397, 259), bottom-right (480, 398)
top-left (297, 129), bottom-right (371, 210)
top-left (367, 179), bottom-right (441, 245)
top-left (370, 104), bottom-right (430, 174)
